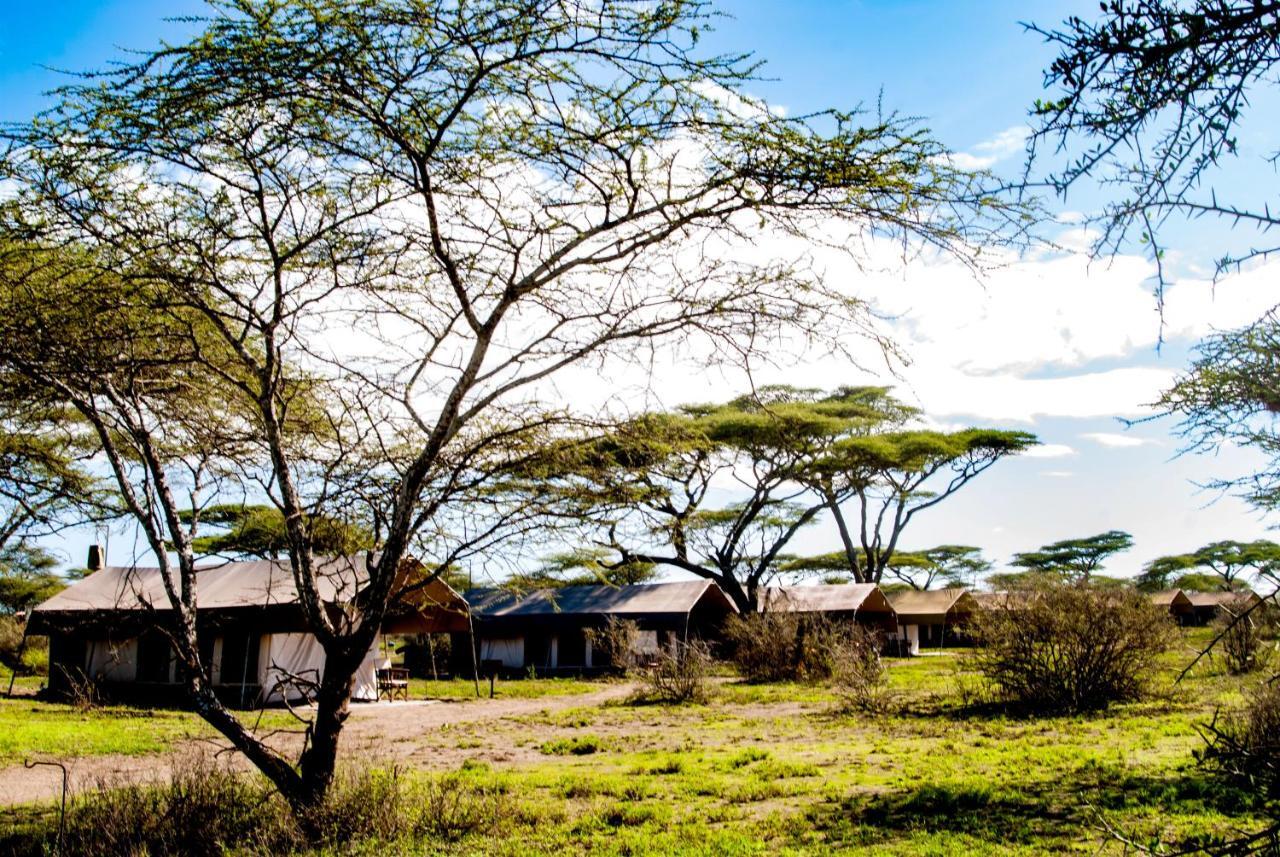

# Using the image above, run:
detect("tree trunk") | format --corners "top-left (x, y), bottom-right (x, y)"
top-left (297, 644), bottom-right (361, 808)
top-left (828, 498), bottom-right (866, 583)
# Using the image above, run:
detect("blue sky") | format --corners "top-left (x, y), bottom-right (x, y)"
top-left (4, 1), bottom-right (1278, 582)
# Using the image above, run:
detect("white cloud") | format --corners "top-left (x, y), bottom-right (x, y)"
top-left (1040, 470), bottom-right (1074, 478)
top-left (950, 126), bottom-right (1028, 171)
top-left (1081, 432), bottom-right (1151, 448)
top-left (1020, 443), bottom-right (1076, 459)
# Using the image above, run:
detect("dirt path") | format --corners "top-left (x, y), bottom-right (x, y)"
top-left (0, 683), bottom-right (634, 808)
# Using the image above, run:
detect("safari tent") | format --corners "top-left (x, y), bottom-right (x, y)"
top-left (886, 588), bottom-right (979, 654)
top-left (26, 554), bottom-right (469, 706)
top-left (1185, 589), bottom-right (1264, 625)
top-left (1147, 589), bottom-right (1195, 623)
top-left (459, 580), bottom-right (737, 675)
top-left (760, 584), bottom-right (897, 634)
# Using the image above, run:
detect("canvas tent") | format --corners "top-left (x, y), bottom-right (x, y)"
top-left (27, 555), bottom-right (469, 706)
top-left (460, 580), bottom-right (737, 674)
top-left (760, 584), bottom-right (896, 626)
top-left (1184, 590), bottom-right (1264, 625)
top-left (886, 588), bottom-right (978, 654)
top-left (1147, 589), bottom-right (1194, 624)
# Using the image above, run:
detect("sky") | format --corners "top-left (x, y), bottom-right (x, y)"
top-left (3, 1), bottom-right (1279, 582)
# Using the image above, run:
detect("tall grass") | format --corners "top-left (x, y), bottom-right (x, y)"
top-left (0, 759), bottom-right (514, 856)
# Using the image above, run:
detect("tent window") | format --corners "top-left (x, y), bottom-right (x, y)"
top-left (136, 631), bottom-right (173, 683)
top-left (219, 633), bottom-right (260, 686)
top-left (557, 631), bottom-right (586, 667)
top-left (524, 633), bottom-right (551, 669)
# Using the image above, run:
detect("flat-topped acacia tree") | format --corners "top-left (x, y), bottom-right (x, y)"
top-left (552, 386), bottom-right (1032, 609)
top-left (0, 0), bottom-right (1025, 812)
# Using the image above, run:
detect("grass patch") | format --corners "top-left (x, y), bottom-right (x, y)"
top-left (411, 677), bottom-right (607, 700)
top-left (539, 735), bottom-right (609, 756)
top-left (1, 628), bottom-right (1272, 854)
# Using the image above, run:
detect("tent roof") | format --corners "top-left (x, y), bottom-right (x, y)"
top-left (971, 590), bottom-right (1036, 611)
top-left (465, 580), bottom-right (737, 618)
top-left (1186, 590), bottom-right (1262, 608)
top-left (1148, 589), bottom-right (1193, 609)
top-left (28, 555), bottom-right (470, 634)
top-left (887, 588), bottom-right (977, 623)
top-left (761, 584), bottom-right (893, 615)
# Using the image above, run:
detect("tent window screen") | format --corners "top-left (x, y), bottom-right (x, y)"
top-left (219, 633), bottom-right (260, 686)
top-left (557, 630), bottom-right (586, 667)
top-left (136, 631), bottom-right (172, 683)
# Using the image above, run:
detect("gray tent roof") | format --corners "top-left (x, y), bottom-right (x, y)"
top-left (28, 555), bottom-right (469, 634)
top-left (465, 580), bottom-right (737, 618)
top-left (1186, 590), bottom-right (1262, 609)
top-left (761, 584), bottom-right (893, 615)
top-left (887, 588), bottom-right (977, 623)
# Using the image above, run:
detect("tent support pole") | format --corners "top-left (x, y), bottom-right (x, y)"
top-left (467, 613), bottom-right (481, 699)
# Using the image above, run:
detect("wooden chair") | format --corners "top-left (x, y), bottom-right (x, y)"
top-left (376, 667), bottom-right (410, 701)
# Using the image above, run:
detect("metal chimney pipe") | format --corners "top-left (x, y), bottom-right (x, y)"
top-left (87, 544), bottom-right (104, 572)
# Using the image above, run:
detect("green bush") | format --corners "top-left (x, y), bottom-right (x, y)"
top-left (972, 583), bottom-right (1175, 713)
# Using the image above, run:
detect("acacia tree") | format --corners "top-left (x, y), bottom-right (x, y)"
top-left (1010, 530), bottom-right (1134, 583)
top-left (0, 0), bottom-right (1021, 811)
top-left (557, 387), bottom-right (881, 611)
top-left (1028, 0), bottom-right (1280, 286)
top-left (883, 545), bottom-right (991, 590)
top-left (180, 504), bottom-right (375, 560)
top-left (804, 426), bottom-right (1037, 584)
top-left (560, 387), bottom-right (1029, 607)
top-left (1139, 539), bottom-right (1280, 592)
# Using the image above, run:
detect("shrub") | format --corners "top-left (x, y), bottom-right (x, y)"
top-left (1215, 599), bottom-right (1273, 675)
top-left (829, 624), bottom-right (889, 714)
top-left (635, 640), bottom-right (711, 704)
top-left (724, 611), bottom-right (862, 682)
top-left (583, 617), bottom-right (639, 674)
top-left (0, 759), bottom-right (513, 856)
top-left (1199, 681), bottom-right (1280, 803)
top-left (972, 583), bottom-right (1175, 713)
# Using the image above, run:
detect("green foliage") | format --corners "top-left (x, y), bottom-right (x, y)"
top-left (973, 583), bottom-right (1176, 713)
top-left (180, 504), bottom-right (373, 560)
top-left (1028, 0), bottom-right (1280, 280)
top-left (513, 548), bottom-right (656, 589)
top-left (553, 386), bottom-right (1033, 609)
top-left (1011, 530), bottom-right (1134, 582)
top-left (0, 544), bottom-right (63, 613)
top-left (0, 0), bottom-right (1032, 814)
top-left (1142, 539), bottom-right (1280, 593)
top-left (883, 544), bottom-right (990, 590)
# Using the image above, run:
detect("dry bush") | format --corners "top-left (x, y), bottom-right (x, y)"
top-left (1199, 681), bottom-right (1280, 803)
top-left (1215, 600), bottom-right (1274, 675)
top-left (724, 611), bottom-right (859, 682)
top-left (0, 615), bottom-right (23, 672)
top-left (0, 759), bottom-right (514, 857)
top-left (829, 625), bottom-right (889, 714)
top-left (58, 666), bottom-right (100, 712)
top-left (636, 640), bottom-right (711, 704)
top-left (584, 617), bottom-right (639, 674)
top-left (972, 584), bottom-right (1176, 714)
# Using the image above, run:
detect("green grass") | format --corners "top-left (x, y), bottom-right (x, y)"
top-left (3, 626), bottom-right (1275, 855)
top-left (0, 696), bottom-right (302, 765)
top-left (410, 676), bottom-right (608, 700)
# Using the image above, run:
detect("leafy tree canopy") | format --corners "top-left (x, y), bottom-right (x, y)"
top-left (1139, 539), bottom-right (1280, 592)
top-left (178, 504), bottom-right (374, 560)
top-left (1011, 530), bottom-right (1134, 582)
top-left (0, 544), bottom-right (63, 614)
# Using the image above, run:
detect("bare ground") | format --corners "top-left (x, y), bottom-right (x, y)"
top-left (0, 683), bottom-right (636, 807)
